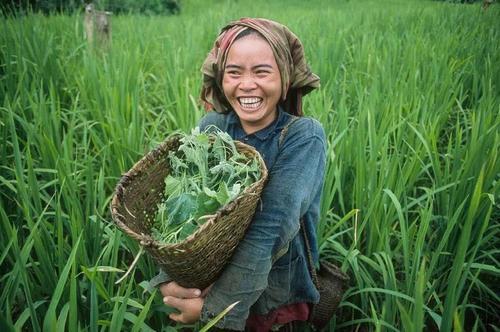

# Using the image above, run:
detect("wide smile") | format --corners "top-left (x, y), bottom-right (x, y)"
top-left (237, 97), bottom-right (263, 111)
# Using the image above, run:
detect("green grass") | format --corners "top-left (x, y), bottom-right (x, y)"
top-left (1, 0), bottom-right (499, 331)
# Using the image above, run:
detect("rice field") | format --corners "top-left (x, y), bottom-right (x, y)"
top-left (1, 0), bottom-right (499, 331)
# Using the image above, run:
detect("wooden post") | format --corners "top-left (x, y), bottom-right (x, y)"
top-left (482, 0), bottom-right (494, 10)
top-left (84, 3), bottom-right (112, 51)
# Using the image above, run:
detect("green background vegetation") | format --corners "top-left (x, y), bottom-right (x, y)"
top-left (1, 0), bottom-right (180, 15)
top-left (1, 0), bottom-right (499, 331)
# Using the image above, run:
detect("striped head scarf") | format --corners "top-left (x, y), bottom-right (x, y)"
top-left (200, 18), bottom-right (320, 116)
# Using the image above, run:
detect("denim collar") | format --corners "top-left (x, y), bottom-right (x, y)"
top-left (228, 107), bottom-right (292, 141)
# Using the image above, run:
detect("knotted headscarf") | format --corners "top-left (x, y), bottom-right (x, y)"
top-left (200, 18), bottom-right (320, 116)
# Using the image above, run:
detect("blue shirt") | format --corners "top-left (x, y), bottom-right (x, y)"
top-left (196, 108), bottom-right (327, 330)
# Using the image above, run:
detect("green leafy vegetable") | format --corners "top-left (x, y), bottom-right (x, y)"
top-left (151, 127), bottom-right (261, 244)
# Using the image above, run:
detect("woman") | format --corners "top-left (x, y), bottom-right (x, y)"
top-left (151, 17), bottom-right (326, 331)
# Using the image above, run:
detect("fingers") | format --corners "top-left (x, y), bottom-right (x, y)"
top-left (159, 281), bottom-right (201, 299)
top-left (200, 284), bottom-right (213, 298)
top-left (163, 295), bottom-right (185, 311)
top-left (169, 312), bottom-right (185, 324)
top-left (165, 297), bottom-right (203, 324)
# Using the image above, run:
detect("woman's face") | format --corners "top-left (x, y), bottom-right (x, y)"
top-left (222, 34), bottom-right (282, 134)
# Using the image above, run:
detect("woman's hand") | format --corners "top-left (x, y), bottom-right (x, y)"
top-left (160, 281), bottom-right (202, 299)
top-left (159, 281), bottom-right (213, 324)
top-left (164, 295), bottom-right (204, 324)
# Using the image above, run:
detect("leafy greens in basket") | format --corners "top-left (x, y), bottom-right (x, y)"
top-left (152, 127), bottom-right (262, 244)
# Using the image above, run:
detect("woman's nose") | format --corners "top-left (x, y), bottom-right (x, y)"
top-left (238, 76), bottom-right (257, 91)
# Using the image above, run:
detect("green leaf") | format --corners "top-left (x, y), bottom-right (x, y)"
top-left (228, 183), bottom-right (241, 201)
top-left (164, 176), bottom-right (181, 196)
top-left (13, 300), bottom-right (46, 331)
top-left (43, 235), bottom-right (81, 332)
top-left (216, 181), bottom-right (230, 205)
top-left (203, 186), bottom-right (218, 198)
top-left (110, 296), bottom-right (145, 310)
top-left (130, 291), bottom-right (156, 332)
top-left (166, 193), bottom-right (198, 226)
top-left (199, 301), bottom-right (240, 332)
top-left (85, 266), bottom-right (125, 274)
top-left (179, 220), bottom-right (198, 240)
top-left (195, 191), bottom-right (221, 219)
top-left (56, 302), bottom-right (70, 332)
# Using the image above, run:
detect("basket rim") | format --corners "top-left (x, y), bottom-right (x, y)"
top-left (110, 133), bottom-right (268, 249)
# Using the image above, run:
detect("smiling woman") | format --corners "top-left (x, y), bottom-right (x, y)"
top-left (151, 18), bottom-right (330, 331)
top-left (222, 32), bottom-right (282, 134)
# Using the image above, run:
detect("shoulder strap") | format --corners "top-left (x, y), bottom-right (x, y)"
top-left (271, 116), bottom-right (301, 264)
top-left (301, 218), bottom-right (319, 288)
top-left (278, 115), bottom-right (300, 149)
top-left (276, 116), bottom-right (320, 287)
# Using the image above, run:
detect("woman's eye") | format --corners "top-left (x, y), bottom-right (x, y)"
top-left (255, 71), bottom-right (272, 77)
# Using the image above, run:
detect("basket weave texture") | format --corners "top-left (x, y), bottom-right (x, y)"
top-left (309, 261), bottom-right (349, 330)
top-left (110, 135), bottom-right (268, 290)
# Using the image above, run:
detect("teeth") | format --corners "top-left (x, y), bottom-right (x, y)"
top-left (238, 97), bottom-right (263, 110)
top-left (239, 97), bottom-right (261, 104)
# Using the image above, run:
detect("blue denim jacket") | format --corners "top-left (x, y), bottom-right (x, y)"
top-left (151, 108), bottom-right (326, 331)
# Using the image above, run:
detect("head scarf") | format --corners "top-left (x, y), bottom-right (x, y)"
top-left (200, 17), bottom-right (320, 116)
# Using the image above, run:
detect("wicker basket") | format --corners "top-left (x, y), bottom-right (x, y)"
top-left (110, 134), bottom-right (268, 290)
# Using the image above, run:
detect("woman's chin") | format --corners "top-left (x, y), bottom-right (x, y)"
top-left (236, 108), bottom-right (263, 121)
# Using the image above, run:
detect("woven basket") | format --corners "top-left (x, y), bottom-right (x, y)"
top-left (110, 134), bottom-right (268, 290)
top-left (309, 261), bottom-right (349, 330)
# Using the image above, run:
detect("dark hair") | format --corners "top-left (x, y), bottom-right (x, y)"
top-left (234, 27), bottom-right (265, 41)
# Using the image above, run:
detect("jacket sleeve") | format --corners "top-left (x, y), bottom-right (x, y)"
top-left (200, 119), bottom-right (327, 330)
top-left (149, 268), bottom-right (172, 288)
